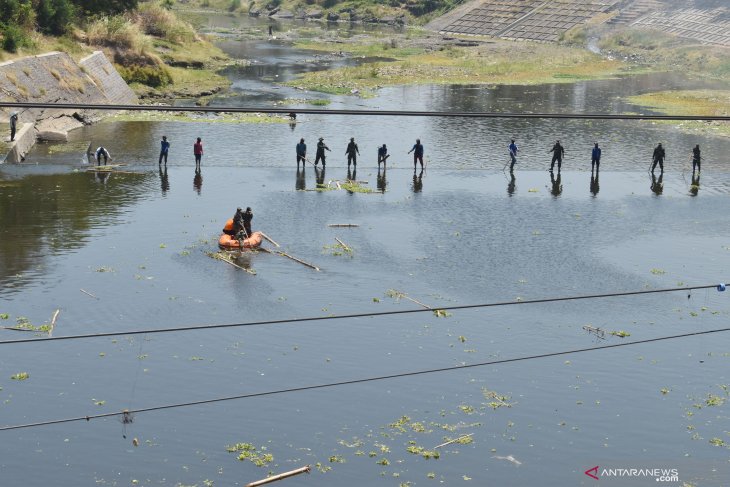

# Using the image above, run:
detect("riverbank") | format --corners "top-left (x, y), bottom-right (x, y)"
top-left (283, 33), bottom-right (629, 96)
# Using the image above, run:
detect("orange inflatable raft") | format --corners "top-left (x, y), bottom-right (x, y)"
top-left (219, 219), bottom-right (263, 250)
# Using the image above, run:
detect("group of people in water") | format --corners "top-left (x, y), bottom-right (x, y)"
top-left (295, 137), bottom-right (426, 170)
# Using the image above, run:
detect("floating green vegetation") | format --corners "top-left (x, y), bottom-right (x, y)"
top-left (405, 444), bottom-right (440, 459)
top-left (314, 462), bottom-right (332, 473)
top-left (661, 388), bottom-right (670, 395)
top-left (323, 242), bottom-right (354, 257)
top-left (225, 443), bottom-right (274, 467)
top-left (13, 318), bottom-right (52, 333)
top-left (11, 372), bottom-right (30, 381)
top-left (0, 313), bottom-right (9, 319)
top-left (650, 268), bottom-right (666, 275)
top-left (376, 458), bottom-right (390, 466)
top-left (329, 455), bottom-right (346, 463)
top-left (205, 251), bottom-right (256, 275)
top-left (315, 182), bottom-right (336, 192)
top-left (609, 330), bottom-right (631, 338)
top-left (482, 388), bottom-right (513, 409)
top-left (95, 266), bottom-right (115, 273)
top-left (705, 394), bottom-right (726, 407)
top-left (458, 404), bottom-right (476, 415)
top-left (709, 437), bottom-right (727, 447)
top-left (93, 399), bottom-right (106, 406)
top-left (433, 309), bottom-right (451, 318)
top-left (341, 181), bottom-right (376, 194)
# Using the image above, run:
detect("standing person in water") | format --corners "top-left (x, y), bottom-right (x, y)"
top-left (315, 137), bottom-right (330, 167)
top-left (9, 111), bottom-right (18, 142)
top-left (159, 135), bottom-right (170, 165)
top-left (652, 143), bottom-right (665, 173)
top-left (377, 144), bottom-right (389, 167)
top-left (591, 142), bottom-right (601, 172)
top-left (296, 138), bottom-right (307, 167)
top-left (95, 146), bottom-right (111, 165)
top-left (549, 140), bottom-right (564, 172)
top-left (193, 137), bottom-right (203, 168)
top-left (345, 137), bottom-right (360, 168)
top-left (408, 139), bottom-right (424, 170)
top-left (508, 139), bottom-right (518, 172)
top-left (692, 144), bottom-right (701, 174)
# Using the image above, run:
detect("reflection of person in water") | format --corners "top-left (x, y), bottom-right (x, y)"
top-left (651, 172), bottom-right (663, 196)
top-left (347, 167), bottom-right (357, 182)
top-left (590, 171), bottom-right (599, 196)
top-left (94, 170), bottom-right (110, 185)
top-left (507, 171), bottom-right (516, 196)
top-left (194, 167), bottom-right (203, 195)
top-left (160, 165), bottom-right (170, 195)
top-left (377, 165), bottom-right (387, 193)
top-left (689, 172), bottom-right (700, 197)
top-left (550, 170), bottom-right (562, 197)
top-left (296, 166), bottom-right (306, 191)
top-left (315, 166), bottom-right (326, 187)
top-left (412, 169), bottom-right (423, 193)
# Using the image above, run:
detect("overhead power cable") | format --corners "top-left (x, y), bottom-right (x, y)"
top-left (1, 102), bottom-right (728, 121)
top-left (0, 283), bottom-right (725, 346)
top-left (1, 325), bottom-right (728, 432)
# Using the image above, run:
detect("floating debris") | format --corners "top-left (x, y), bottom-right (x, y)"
top-left (328, 223), bottom-right (359, 227)
top-left (492, 454), bottom-right (522, 466)
top-left (206, 251), bottom-right (257, 275)
top-left (245, 465), bottom-right (311, 487)
top-left (226, 443), bottom-right (274, 467)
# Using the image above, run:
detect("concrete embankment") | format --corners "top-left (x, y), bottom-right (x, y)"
top-left (0, 51), bottom-right (136, 163)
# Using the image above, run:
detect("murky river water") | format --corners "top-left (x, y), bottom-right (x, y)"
top-left (1, 15), bottom-right (729, 487)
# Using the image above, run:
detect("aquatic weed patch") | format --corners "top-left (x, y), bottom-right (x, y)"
top-left (226, 442), bottom-right (274, 467)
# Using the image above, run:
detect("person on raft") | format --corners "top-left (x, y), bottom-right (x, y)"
top-left (95, 146), bottom-right (111, 165)
top-left (315, 137), bottom-right (330, 167)
top-left (345, 137), bottom-right (360, 168)
top-left (408, 139), bottom-right (424, 170)
top-left (234, 207), bottom-right (254, 239)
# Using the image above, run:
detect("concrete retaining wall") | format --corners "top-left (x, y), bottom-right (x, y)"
top-left (0, 51), bottom-right (136, 163)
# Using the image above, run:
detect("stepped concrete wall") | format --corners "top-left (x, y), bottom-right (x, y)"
top-left (0, 51), bottom-right (136, 163)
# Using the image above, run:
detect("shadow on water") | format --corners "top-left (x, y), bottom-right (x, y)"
top-left (507, 171), bottom-right (516, 196)
top-left (377, 166), bottom-right (387, 193)
top-left (194, 167), bottom-right (203, 195)
top-left (296, 166), bottom-right (306, 190)
top-left (590, 170), bottom-right (600, 196)
top-left (550, 170), bottom-right (562, 197)
top-left (651, 172), bottom-right (664, 196)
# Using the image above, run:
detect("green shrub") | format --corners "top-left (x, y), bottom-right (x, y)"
top-left (87, 15), bottom-right (149, 51)
top-left (1, 24), bottom-right (31, 52)
top-left (116, 63), bottom-right (172, 87)
top-left (229, 0), bottom-right (242, 11)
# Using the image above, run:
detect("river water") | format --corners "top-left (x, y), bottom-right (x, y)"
top-left (1, 15), bottom-right (729, 487)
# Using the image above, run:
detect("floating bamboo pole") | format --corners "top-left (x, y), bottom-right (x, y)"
top-left (393, 290), bottom-right (431, 310)
top-left (276, 251), bottom-right (320, 271)
top-left (260, 232), bottom-right (280, 248)
top-left (49, 309), bottom-right (60, 336)
top-left (334, 237), bottom-right (351, 252)
top-left (245, 465), bottom-right (311, 487)
top-left (434, 433), bottom-right (473, 449)
top-left (328, 224), bottom-right (359, 227)
top-left (80, 288), bottom-right (98, 299)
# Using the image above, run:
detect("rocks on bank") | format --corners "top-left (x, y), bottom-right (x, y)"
top-left (0, 51), bottom-right (136, 163)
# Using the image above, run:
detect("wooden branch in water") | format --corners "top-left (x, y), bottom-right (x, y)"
top-left (209, 252), bottom-right (256, 275)
top-left (80, 288), bottom-right (98, 299)
top-left (334, 237), bottom-right (351, 252)
top-left (260, 232), bottom-right (280, 248)
top-left (49, 309), bottom-right (60, 336)
top-left (276, 251), bottom-right (320, 271)
top-left (434, 433), bottom-right (473, 449)
top-left (245, 465), bottom-right (311, 487)
top-left (394, 290), bottom-right (431, 310)
top-left (328, 223), bottom-right (359, 227)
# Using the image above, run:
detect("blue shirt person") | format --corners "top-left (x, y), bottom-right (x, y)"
top-left (159, 135), bottom-right (171, 165)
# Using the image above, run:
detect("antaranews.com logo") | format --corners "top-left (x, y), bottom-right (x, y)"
top-left (585, 466), bottom-right (680, 482)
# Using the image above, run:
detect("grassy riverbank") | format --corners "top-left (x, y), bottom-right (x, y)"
top-left (626, 90), bottom-right (730, 138)
top-left (285, 36), bottom-right (628, 96)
